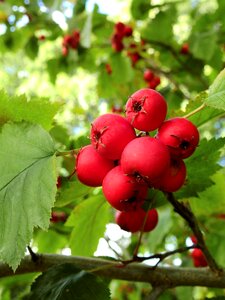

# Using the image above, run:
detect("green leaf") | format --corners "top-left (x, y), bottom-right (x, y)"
top-left (189, 30), bottom-right (217, 61)
top-left (141, 6), bottom-right (177, 43)
top-left (176, 138), bottom-right (225, 198)
top-left (130, 0), bottom-right (150, 20)
top-left (28, 263), bottom-right (111, 300)
top-left (190, 171), bottom-right (225, 216)
top-left (204, 68), bottom-right (225, 110)
top-left (80, 13), bottom-right (92, 48)
top-left (66, 195), bottom-right (111, 256)
top-left (55, 179), bottom-right (92, 207)
top-left (0, 122), bottom-right (57, 270)
top-left (171, 91), bottom-right (224, 127)
top-left (24, 35), bottom-right (39, 60)
top-left (147, 207), bottom-right (172, 252)
top-left (34, 229), bottom-right (67, 253)
top-left (0, 90), bottom-right (61, 130)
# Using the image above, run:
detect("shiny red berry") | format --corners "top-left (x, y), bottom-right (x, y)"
top-left (102, 166), bottom-right (148, 211)
top-left (76, 145), bottom-right (114, 187)
top-left (143, 69), bottom-right (154, 82)
top-left (156, 117), bottom-right (199, 159)
top-left (120, 137), bottom-right (170, 185)
top-left (191, 248), bottom-right (208, 267)
top-left (115, 208), bottom-right (158, 233)
top-left (152, 158), bottom-right (186, 192)
top-left (90, 113), bottom-right (136, 160)
top-left (125, 88), bottom-right (167, 132)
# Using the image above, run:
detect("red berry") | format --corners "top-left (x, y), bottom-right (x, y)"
top-left (190, 235), bottom-right (198, 244)
top-left (90, 113), bottom-right (136, 160)
top-left (120, 137), bottom-right (170, 184)
top-left (148, 76), bottom-right (161, 89)
top-left (56, 176), bottom-right (62, 189)
top-left (115, 22), bottom-right (126, 35)
top-left (156, 117), bottom-right (199, 159)
top-left (152, 158), bottom-right (186, 192)
top-left (38, 34), bottom-right (46, 41)
top-left (180, 43), bottom-right (189, 55)
top-left (111, 104), bottom-right (123, 113)
top-left (76, 145), bottom-right (114, 187)
top-left (111, 33), bottom-right (124, 52)
top-left (124, 25), bottom-right (133, 37)
top-left (62, 46), bottom-right (69, 56)
top-left (115, 208), bottom-right (158, 233)
top-left (143, 69), bottom-right (154, 82)
top-left (102, 166), bottom-right (148, 211)
top-left (191, 248), bottom-right (208, 267)
top-left (51, 211), bottom-right (67, 223)
top-left (125, 88), bottom-right (167, 131)
top-left (105, 63), bottom-right (112, 75)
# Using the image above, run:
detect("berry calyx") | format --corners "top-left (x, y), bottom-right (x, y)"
top-left (125, 88), bottom-right (167, 131)
top-left (76, 145), bottom-right (114, 187)
top-left (102, 166), bottom-right (148, 211)
top-left (120, 137), bottom-right (170, 184)
top-left (152, 158), bottom-right (186, 192)
top-left (90, 113), bottom-right (136, 160)
top-left (156, 117), bottom-right (199, 159)
top-left (115, 208), bottom-right (158, 233)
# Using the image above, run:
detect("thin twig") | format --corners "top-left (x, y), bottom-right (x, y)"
top-left (183, 103), bottom-right (206, 119)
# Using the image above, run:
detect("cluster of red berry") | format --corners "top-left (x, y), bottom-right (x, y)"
top-left (62, 30), bottom-right (80, 56)
top-left (111, 22), bottom-right (133, 52)
top-left (111, 22), bottom-right (142, 67)
top-left (143, 69), bottom-right (161, 90)
top-left (75, 88), bottom-right (199, 233)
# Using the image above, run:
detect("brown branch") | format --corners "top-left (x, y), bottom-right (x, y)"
top-left (1, 254), bottom-right (225, 288)
top-left (145, 286), bottom-right (168, 300)
top-left (165, 192), bottom-right (222, 274)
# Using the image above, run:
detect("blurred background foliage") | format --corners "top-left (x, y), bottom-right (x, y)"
top-left (1, 0), bottom-right (225, 299)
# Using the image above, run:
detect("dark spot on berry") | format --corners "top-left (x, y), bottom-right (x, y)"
top-left (180, 140), bottom-right (190, 150)
top-left (133, 101), bottom-right (142, 112)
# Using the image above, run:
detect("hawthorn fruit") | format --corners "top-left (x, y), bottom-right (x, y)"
top-left (76, 145), bottom-right (114, 187)
top-left (115, 208), bottom-right (158, 233)
top-left (125, 88), bottom-right (167, 132)
top-left (102, 166), bottom-right (148, 211)
top-left (90, 113), bottom-right (136, 160)
top-left (156, 117), bottom-right (199, 159)
top-left (120, 137), bottom-right (170, 184)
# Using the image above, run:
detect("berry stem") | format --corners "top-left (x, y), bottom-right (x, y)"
top-left (183, 103), bottom-right (206, 119)
top-left (56, 149), bottom-right (79, 157)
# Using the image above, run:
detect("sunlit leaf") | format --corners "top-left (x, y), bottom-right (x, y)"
top-left (0, 122), bottom-right (57, 270)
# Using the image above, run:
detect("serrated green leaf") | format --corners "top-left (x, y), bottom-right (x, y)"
top-left (27, 263), bottom-right (111, 300)
top-left (0, 122), bottom-right (57, 270)
top-left (171, 91), bottom-right (224, 127)
top-left (204, 68), bottom-right (225, 110)
top-left (190, 171), bottom-right (225, 216)
top-left (0, 90), bottom-right (61, 130)
top-left (176, 138), bottom-right (225, 198)
top-left (66, 195), bottom-right (111, 256)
